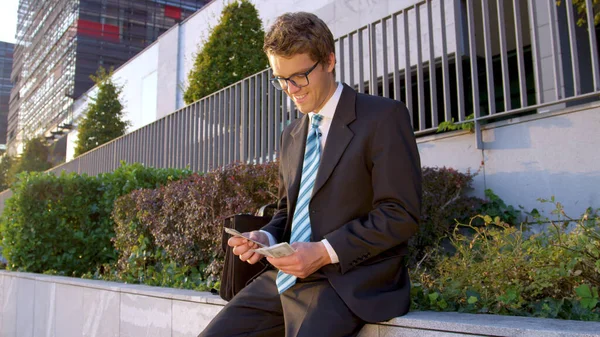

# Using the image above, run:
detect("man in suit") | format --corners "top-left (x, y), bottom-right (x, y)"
top-left (199, 11), bottom-right (421, 337)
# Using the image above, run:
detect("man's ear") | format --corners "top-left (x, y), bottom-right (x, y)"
top-left (326, 52), bottom-right (336, 73)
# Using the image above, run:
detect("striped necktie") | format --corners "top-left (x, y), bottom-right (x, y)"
top-left (276, 113), bottom-right (323, 294)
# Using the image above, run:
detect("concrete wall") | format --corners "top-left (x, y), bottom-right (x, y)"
top-left (2, 270), bottom-right (600, 337)
top-left (418, 101), bottom-right (600, 217)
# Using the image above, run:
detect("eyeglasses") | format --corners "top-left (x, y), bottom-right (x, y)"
top-left (270, 61), bottom-right (320, 90)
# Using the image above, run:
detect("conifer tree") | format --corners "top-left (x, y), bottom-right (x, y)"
top-left (184, 0), bottom-right (268, 104)
top-left (74, 67), bottom-right (129, 157)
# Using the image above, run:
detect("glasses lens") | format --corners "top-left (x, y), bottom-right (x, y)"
top-left (290, 74), bottom-right (309, 88)
top-left (270, 79), bottom-right (284, 90)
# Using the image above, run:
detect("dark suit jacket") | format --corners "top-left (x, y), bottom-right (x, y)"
top-left (262, 83), bottom-right (422, 323)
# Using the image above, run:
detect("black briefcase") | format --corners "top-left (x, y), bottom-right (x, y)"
top-left (219, 204), bottom-right (275, 301)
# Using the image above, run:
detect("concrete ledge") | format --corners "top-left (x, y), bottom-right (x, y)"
top-left (1, 270), bottom-right (599, 337)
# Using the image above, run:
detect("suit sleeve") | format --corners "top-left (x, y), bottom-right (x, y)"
top-left (324, 102), bottom-right (422, 274)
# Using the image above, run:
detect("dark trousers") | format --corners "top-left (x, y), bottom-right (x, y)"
top-left (198, 270), bottom-right (365, 337)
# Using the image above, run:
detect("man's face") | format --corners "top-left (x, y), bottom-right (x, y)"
top-left (268, 52), bottom-right (336, 114)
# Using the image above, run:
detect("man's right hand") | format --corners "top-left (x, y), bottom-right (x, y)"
top-left (228, 231), bottom-right (269, 265)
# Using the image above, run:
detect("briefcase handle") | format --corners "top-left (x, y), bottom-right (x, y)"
top-left (255, 203), bottom-right (277, 217)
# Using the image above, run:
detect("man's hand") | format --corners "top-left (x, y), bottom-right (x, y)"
top-left (267, 242), bottom-right (332, 278)
top-left (228, 231), bottom-right (270, 265)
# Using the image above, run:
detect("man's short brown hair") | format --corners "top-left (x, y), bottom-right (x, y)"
top-left (263, 12), bottom-right (335, 67)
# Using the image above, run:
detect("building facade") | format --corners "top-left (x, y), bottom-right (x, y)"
top-left (0, 42), bottom-right (14, 151)
top-left (7, 0), bottom-right (209, 156)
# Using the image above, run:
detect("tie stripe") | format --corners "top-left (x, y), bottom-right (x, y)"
top-left (276, 114), bottom-right (323, 294)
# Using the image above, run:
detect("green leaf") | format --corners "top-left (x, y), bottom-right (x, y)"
top-left (576, 284), bottom-right (592, 298)
top-left (581, 298), bottom-right (598, 310)
top-left (467, 296), bottom-right (478, 304)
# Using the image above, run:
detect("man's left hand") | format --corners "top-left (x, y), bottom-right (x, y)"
top-left (267, 242), bottom-right (332, 279)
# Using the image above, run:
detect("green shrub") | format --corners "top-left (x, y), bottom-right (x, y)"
top-left (0, 162), bottom-right (191, 276)
top-left (411, 201), bottom-right (600, 321)
top-left (0, 171), bottom-right (107, 275)
top-left (478, 188), bottom-right (521, 225)
top-left (410, 167), bottom-right (484, 268)
top-left (111, 162), bottom-right (278, 287)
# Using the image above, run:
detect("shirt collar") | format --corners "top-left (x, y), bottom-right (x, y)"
top-left (309, 82), bottom-right (343, 121)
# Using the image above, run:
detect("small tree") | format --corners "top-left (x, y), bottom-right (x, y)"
top-left (184, 0), bottom-right (268, 104)
top-left (0, 155), bottom-right (16, 190)
top-left (7, 137), bottom-right (53, 183)
top-left (74, 67), bottom-right (129, 157)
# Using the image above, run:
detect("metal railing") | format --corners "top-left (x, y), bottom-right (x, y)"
top-left (14, 0), bottom-right (600, 178)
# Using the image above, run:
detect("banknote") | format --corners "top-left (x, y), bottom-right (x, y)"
top-left (223, 227), bottom-right (267, 248)
top-left (252, 242), bottom-right (296, 258)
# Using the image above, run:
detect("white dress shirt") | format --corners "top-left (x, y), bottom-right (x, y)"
top-left (261, 82), bottom-right (344, 264)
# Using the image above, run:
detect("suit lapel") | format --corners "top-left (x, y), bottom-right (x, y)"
top-left (287, 114), bottom-right (309, 209)
top-left (312, 84), bottom-right (356, 197)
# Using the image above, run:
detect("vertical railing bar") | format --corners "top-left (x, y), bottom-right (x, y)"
top-left (177, 111), bottom-right (183, 168)
top-left (155, 123), bottom-right (160, 168)
top-left (339, 37), bottom-right (345, 83)
top-left (200, 100), bottom-right (206, 172)
top-left (482, 0), bottom-right (496, 115)
top-left (497, 0), bottom-right (512, 111)
top-left (262, 72), bottom-right (268, 163)
top-left (175, 112), bottom-right (181, 168)
top-left (548, 0), bottom-right (564, 100)
top-left (440, 0), bottom-right (451, 123)
top-left (231, 86), bottom-right (237, 164)
top-left (513, 0), bottom-right (528, 107)
top-left (527, 0), bottom-right (543, 104)
top-left (274, 81), bottom-right (281, 159)
top-left (427, 0), bottom-right (438, 127)
top-left (161, 119), bottom-right (166, 169)
top-left (189, 102), bottom-right (200, 172)
top-left (392, 14), bottom-right (401, 101)
top-left (226, 88), bottom-right (232, 165)
top-left (165, 115), bottom-right (171, 167)
top-left (202, 99), bottom-right (208, 172)
top-left (268, 69), bottom-right (274, 161)
top-left (241, 80), bottom-right (248, 163)
top-left (404, 10), bottom-right (413, 126)
top-left (382, 18), bottom-right (390, 98)
top-left (209, 95), bottom-right (214, 171)
top-left (187, 106), bottom-right (193, 168)
top-left (585, 0), bottom-right (600, 90)
top-left (349, 32), bottom-right (355, 88)
top-left (255, 75), bottom-right (261, 163)
top-left (565, 0), bottom-right (581, 95)
top-left (235, 83), bottom-right (241, 162)
top-left (454, 0), bottom-right (466, 121)
top-left (369, 23), bottom-right (379, 96)
top-left (142, 124), bottom-right (148, 168)
top-left (170, 115), bottom-right (176, 168)
top-left (249, 76), bottom-right (255, 163)
top-left (180, 110), bottom-right (186, 168)
top-left (467, 0), bottom-right (482, 148)
top-left (220, 90), bottom-right (225, 167)
top-left (415, 5), bottom-right (426, 131)
top-left (358, 29), bottom-right (365, 93)
top-left (165, 115), bottom-right (170, 168)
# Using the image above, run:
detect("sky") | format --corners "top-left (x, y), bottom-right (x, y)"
top-left (0, 0), bottom-right (19, 44)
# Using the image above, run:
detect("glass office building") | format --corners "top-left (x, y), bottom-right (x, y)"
top-left (8, 0), bottom-right (209, 155)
